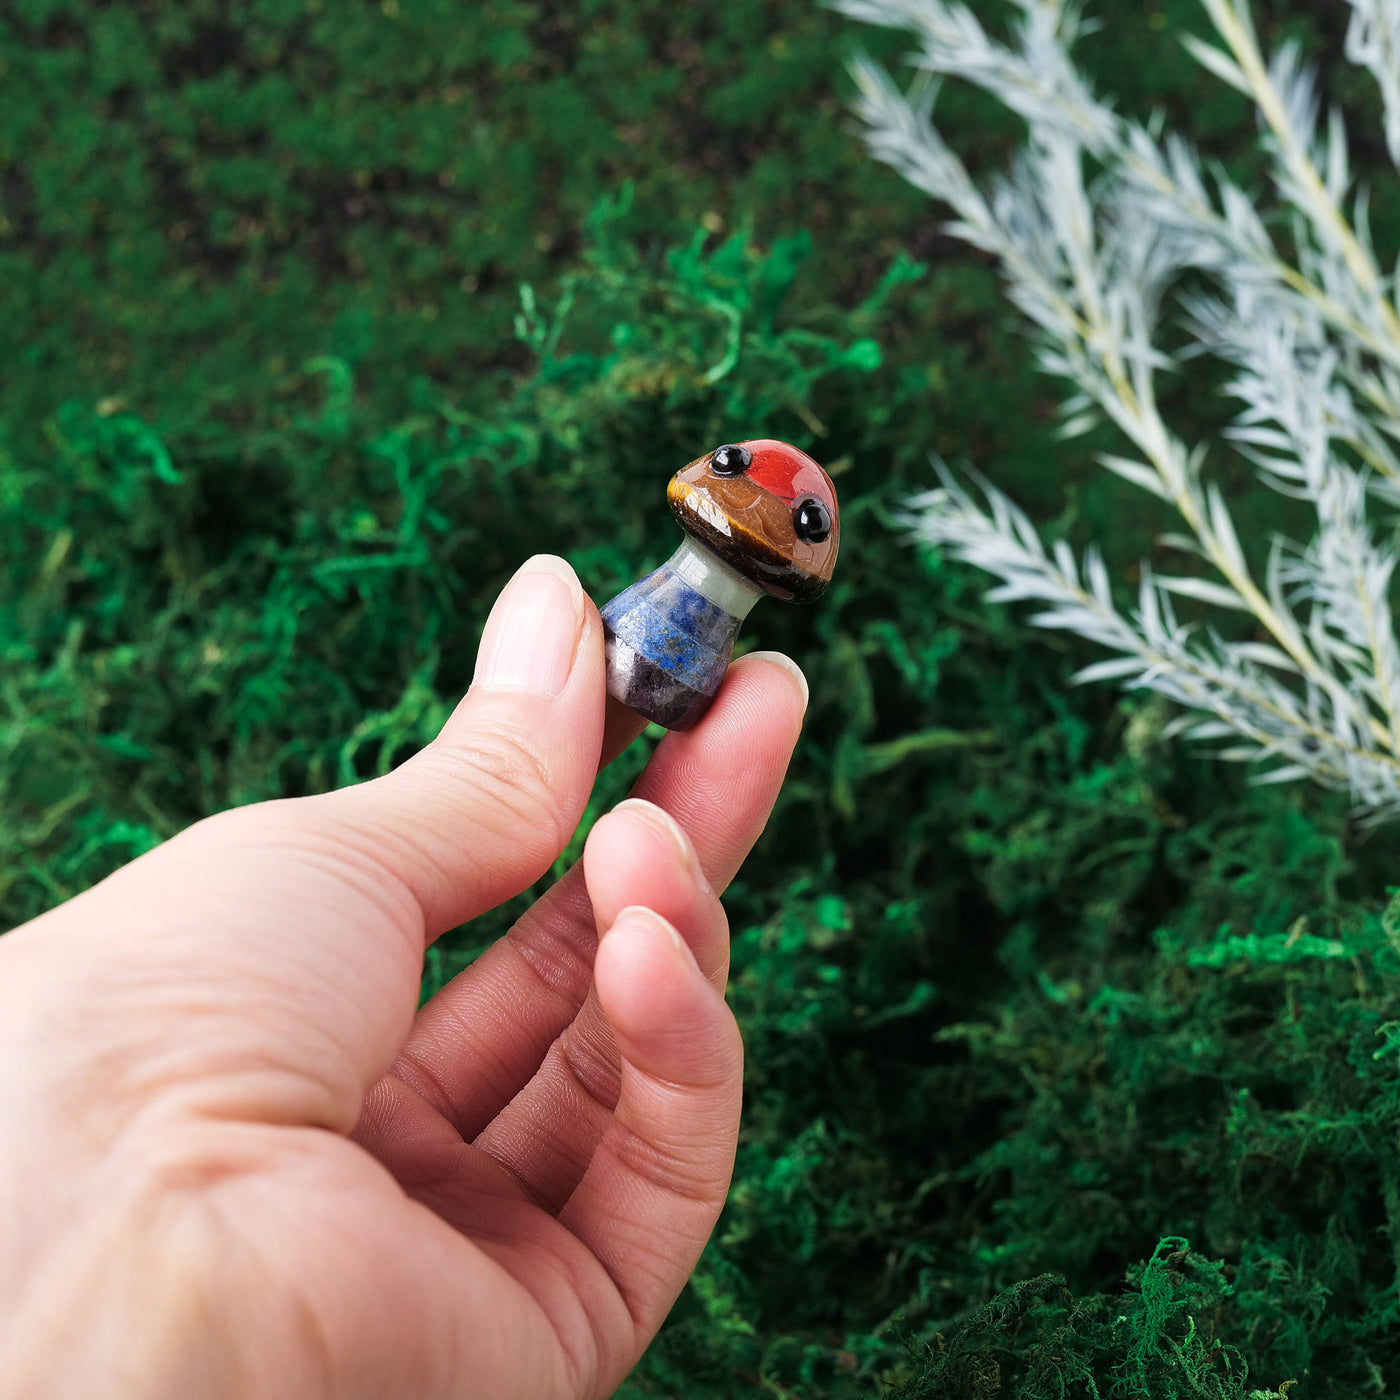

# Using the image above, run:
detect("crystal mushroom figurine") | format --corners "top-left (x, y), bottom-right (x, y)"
top-left (600, 439), bottom-right (841, 730)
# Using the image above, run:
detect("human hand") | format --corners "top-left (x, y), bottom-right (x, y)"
top-left (0, 555), bottom-right (807, 1399)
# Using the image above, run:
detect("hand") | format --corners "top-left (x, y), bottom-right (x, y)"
top-left (0, 555), bottom-right (807, 1400)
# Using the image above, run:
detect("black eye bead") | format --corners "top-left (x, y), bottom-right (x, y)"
top-left (793, 496), bottom-right (832, 544)
top-left (711, 443), bottom-right (752, 475)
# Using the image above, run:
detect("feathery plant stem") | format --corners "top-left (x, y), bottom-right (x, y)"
top-left (836, 0), bottom-right (1400, 820)
top-left (1348, 0), bottom-right (1400, 165)
top-left (1199, 0), bottom-right (1400, 343)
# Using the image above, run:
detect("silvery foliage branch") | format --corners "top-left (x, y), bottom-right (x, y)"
top-left (832, 0), bottom-right (1400, 820)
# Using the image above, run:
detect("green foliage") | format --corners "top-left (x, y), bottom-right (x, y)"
top-left (0, 191), bottom-right (908, 915)
top-left (888, 1241), bottom-right (1247, 1400)
top-left (0, 0), bottom-right (938, 450)
top-left (5, 1), bottom-right (1400, 1397)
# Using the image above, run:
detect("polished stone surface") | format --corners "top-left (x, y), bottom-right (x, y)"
top-left (600, 550), bottom-right (748, 729)
top-left (601, 438), bottom-right (840, 728)
top-left (666, 439), bottom-right (840, 602)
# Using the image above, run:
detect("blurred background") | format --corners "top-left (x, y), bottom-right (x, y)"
top-left (3, 1), bottom-right (1397, 1394)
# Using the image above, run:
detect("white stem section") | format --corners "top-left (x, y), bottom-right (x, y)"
top-left (668, 536), bottom-right (763, 619)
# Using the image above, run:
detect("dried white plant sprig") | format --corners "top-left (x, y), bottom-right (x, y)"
top-left (833, 0), bottom-right (1400, 819)
top-left (1346, 0), bottom-right (1400, 166)
top-left (911, 470), bottom-right (1400, 818)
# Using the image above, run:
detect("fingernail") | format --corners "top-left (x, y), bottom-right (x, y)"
top-left (473, 555), bottom-right (584, 697)
top-left (614, 798), bottom-right (711, 894)
top-left (742, 651), bottom-right (809, 713)
top-left (610, 904), bottom-right (697, 970)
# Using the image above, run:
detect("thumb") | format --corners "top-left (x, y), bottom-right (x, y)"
top-left (309, 553), bottom-right (607, 937)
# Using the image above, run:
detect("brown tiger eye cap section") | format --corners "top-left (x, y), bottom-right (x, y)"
top-left (666, 439), bottom-right (841, 602)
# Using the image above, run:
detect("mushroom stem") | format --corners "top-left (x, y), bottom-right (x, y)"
top-left (665, 536), bottom-right (764, 618)
top-left (600, 538), bottom-right (763, 730)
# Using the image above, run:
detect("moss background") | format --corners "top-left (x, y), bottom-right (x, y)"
top-left (5, 0), bottom-right (1400, 1395)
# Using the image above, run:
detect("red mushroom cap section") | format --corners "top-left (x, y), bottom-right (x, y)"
top-left (666, 439), bottom-right (841, 602)
top-left (745, 439), bottom-right (836, 506)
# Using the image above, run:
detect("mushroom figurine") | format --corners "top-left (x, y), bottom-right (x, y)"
top-left (600, 438), bottom-right (841, 730)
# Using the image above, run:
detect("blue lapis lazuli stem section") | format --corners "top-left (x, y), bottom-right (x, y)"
top-left (600, 556), bottom-right (745, 729)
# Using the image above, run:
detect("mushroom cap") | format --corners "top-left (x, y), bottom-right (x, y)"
top-left (666, 439), bottom-right (841, 602)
